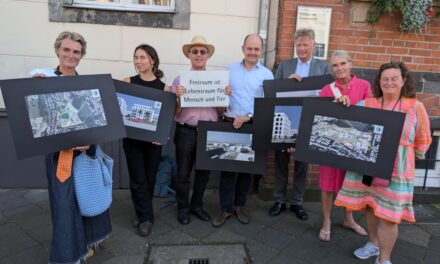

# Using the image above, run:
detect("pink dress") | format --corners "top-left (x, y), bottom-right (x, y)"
top-left (318, 75), bottom-right (371, 192)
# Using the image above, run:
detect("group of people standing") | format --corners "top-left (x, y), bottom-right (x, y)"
top-left (32, 27), bottom-right (431, 264)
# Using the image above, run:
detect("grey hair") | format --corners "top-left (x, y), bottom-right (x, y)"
top-left (294, 28), bottom-right (315, 42)
top-left (331, 50), bottom-right (352, 62)
top-left (54, 31), bottom-right (87, 57)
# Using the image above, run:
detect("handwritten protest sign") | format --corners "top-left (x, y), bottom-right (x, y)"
top-left (180, 70), bottom-right (229, 107)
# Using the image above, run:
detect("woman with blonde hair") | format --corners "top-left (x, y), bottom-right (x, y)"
top-left (318, 50), bottom-right (371, 241)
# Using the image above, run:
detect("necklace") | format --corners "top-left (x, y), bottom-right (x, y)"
top-left (381, 95), bottom-right (402, 112)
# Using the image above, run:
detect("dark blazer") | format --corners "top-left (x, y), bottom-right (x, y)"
top-left (275, 57), bottom-right (331, 79)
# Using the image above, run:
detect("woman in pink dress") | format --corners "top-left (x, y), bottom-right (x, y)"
top-left (318, 50), bottom-right (371, 241)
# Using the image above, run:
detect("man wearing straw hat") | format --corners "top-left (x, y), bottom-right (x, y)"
top-left (172, 35), bottom-right (231, 225)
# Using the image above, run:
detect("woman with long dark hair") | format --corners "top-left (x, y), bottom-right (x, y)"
top-left (122, 44), bottom-right (170, 237)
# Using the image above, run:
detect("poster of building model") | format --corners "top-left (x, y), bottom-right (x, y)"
top-left (295, 6), bottom-right (332, 60)
top-left (0, 74), bottom-right (126, 159)
top-left (295, 99), bottom-right (405, 180)
top-left (114, 80), bottom-right (176, 144)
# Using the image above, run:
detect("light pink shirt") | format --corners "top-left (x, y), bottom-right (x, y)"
top-left (172, 75), bottom-right (219, 126)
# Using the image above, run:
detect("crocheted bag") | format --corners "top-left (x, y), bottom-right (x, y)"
top-left (73, 146), bottom-right (113, 217)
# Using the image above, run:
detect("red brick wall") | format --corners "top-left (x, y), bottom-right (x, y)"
top-left (276, 0), bottom-right (440, 71)
top-left (263, 0), bottom-right (440, 188)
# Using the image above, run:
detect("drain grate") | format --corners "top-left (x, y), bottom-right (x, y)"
top-left (147, 243), bottom-right (250, 264)
top-left (188, 258), bottom-right (210, 264)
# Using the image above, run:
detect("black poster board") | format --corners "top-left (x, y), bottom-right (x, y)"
top-left (196, 121), bottom-right (267, 175)
top-left (295, 99), bottom-right (405, 180)
top-left (114, 80), bottom-right (176, 144)
top-left (263, 74), bottom-right (335, 98)
top-left (253, 97), bottom-right (333, 150)
top-left (0, 74), bottom-right (125, 159)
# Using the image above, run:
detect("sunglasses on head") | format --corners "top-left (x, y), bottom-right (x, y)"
top-left (190, 49), bottom-right (208, 55)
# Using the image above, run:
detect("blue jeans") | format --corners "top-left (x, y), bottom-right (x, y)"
top-left (46, 152), bottom-right (112, 264)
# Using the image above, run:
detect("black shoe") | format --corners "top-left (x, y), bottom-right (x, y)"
top-left (190, 208), bottom-right (211, 221)
top-left (269, 202), bottom-right (286, 217)
top-left (138, 221), bottom-right (153, 237)
top-left (178, 210), bottom-right (191, 225)
top-left (291, 204), bottom-right (309, 220)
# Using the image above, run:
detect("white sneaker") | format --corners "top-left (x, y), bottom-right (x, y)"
top-left (353, 241), bottom-right (380, 260)
top-left (375, 257), bottom-right (392, 264)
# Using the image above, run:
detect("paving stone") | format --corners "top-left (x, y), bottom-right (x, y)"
top-left (245, 238), bottom-right (279, 264)
top-left (271, 215), bottom-right (311, 237)
top-left (0, 223), bottom-right (37, 259)
top-left (202, 229), bottom-right (247, 244)
top-left (398, 224), bottom-right (430, 247)
top-left (86, 248), bottom-right (114, 264)
top-left (100, 230), bottom-right (149, 256)
top-left (282, 236), bottom-right (333, 263)
top-left (0, 245), bottom-right (48, 264)
top-left (424, 236), bottom-right (440, 264)
top-left (146, 221), bottom-right (175, 240)
top-left (149, 229), bottom-right (198, 244)
top-left (249, 207), bottom-right (281, 227)
top-left (0, 212), bottom-right (7, 225)
top-left (178, 219), bottom-right (217, 239)
top-left (253, 227), bottom-right (294, 250)
top-left (0, 190), bottom-right (29, 213)
top-left (23, 189), bottom-right (49, 204)
top-left (224, 217), bottom-right (266, 239)
top-left (266, 251), bottom-right (312, 264)
top-left (102, 255), bottom-right (145, 264)
top-left (17, 211), bottom-right (52, 244)
top-left (418, 223), bottom-right (440, 237)
top-left (393, 238), bottom-right (426, 262)
top-left (321, 252), bottom-right (369, 264)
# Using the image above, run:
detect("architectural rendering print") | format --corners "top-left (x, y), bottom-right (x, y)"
top-left (117, 93), bottom-right (162, 131)
top-left (272, 105), bottom-right (302, 143)
top-left (206, 131), bottom-right (255, 162)
top-left (309, 115), bottom-right (383, 163)
top-left (26, 89), bottom-right (107, 138)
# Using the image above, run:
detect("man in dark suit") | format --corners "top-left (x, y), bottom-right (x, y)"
top-left (269, 28), bottom-right (331, 220)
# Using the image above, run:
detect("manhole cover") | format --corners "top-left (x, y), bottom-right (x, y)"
top-left (147, 243), bottom-right (251, 264)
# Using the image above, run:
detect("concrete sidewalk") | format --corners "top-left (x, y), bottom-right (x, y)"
top-left (0, 189), bottom-right (439, 264)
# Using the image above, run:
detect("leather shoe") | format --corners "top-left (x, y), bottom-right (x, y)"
top-left (291, 204), bottom-right (309, 220)
top-left (234, 207), bottom-right (250, 224)
top-left (212, 211), bottom-right (232, 227)
top-left (269, 202), bottom-right (286, 217)
top-left (190, 208), bottom-right (211, 221)
top-left (138, 221), bottom-right (153, 237)
top-left (177, 210), bottom-right (191, 225)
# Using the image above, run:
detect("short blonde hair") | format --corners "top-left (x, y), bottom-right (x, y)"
top-left (54, 31), bottom-right (87, 57)
top-left (331, 50), bottom-right (352, 62)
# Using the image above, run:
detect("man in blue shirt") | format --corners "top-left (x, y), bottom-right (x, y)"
top-left (212, 34), bottom-right (274, 227)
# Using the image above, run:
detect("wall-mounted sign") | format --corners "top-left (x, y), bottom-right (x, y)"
top-left (295, 6), bottom-right (332, 60)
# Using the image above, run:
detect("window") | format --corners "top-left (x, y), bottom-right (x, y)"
top-left (415, 132), bottom-right (440, 187)
top-left (73, 0), bottom-right (175, 12)
top-left (50, 0), bottom-right (189, 29)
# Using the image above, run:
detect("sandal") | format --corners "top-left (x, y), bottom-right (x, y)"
top-left (342, 222), bottom-right (368, 236)
top-left (319, 228), bottom-right (331, 242)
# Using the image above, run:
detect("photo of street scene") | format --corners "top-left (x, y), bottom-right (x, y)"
top-left (117, 93), bottom-right (162, 131)
top-left (206, 131), bottom-right (255, 162)
top-left (309, 115), bottom-right (383, 163)
top-left (25, 89), bottom-right (107, 138)
top-left (272, 105), bottom-right (302, 143)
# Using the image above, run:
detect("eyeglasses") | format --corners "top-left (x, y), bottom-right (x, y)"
top-left (190, 49), bottom-right (208, 55)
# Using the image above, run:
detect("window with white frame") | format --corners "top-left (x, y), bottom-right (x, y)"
top-left (73, 0), bottom-right (175, 12)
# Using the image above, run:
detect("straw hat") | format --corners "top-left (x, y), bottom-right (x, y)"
top-left (182, 35), bottom-right (215, 58)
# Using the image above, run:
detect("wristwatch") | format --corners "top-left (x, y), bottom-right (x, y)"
top-left (247, 112), bottom-right (253, 121)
